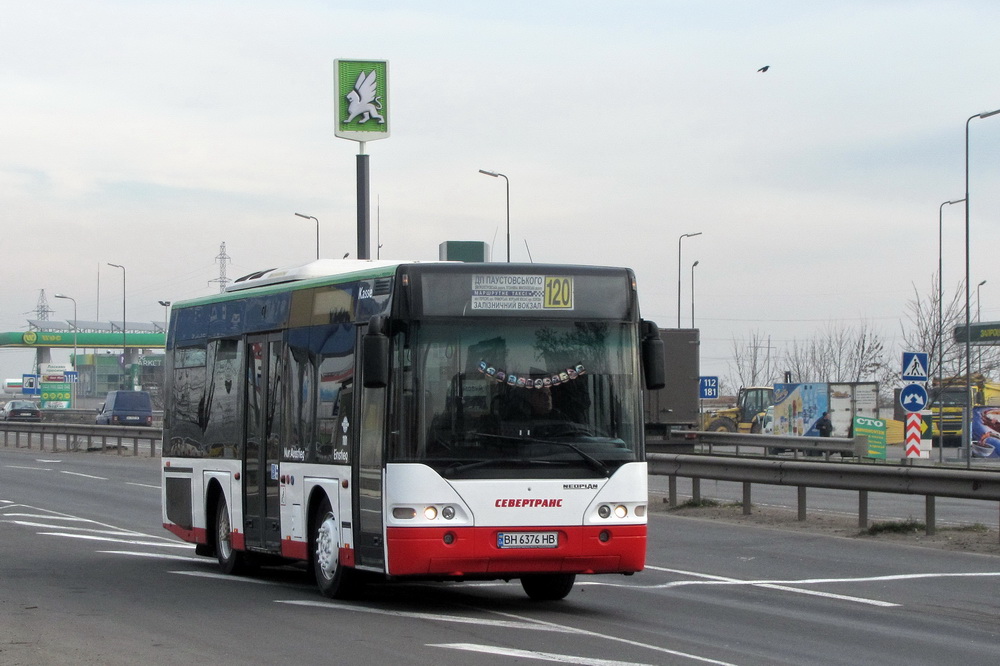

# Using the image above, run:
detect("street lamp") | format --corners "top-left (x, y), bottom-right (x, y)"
top-left (158, 300), bottom-right (171, 335)
top-left (107, 263), bottom-right (126, 390)
top-left (977, 280), bottom-right (987, 321)
top-left (295, 213), bottom-right (320, 261)
top-left (691, 260), bottom-right (699, 328)
top-left (938, 197), bottom-right (963, 459)
top-left (677, 232), bottom-right (702, 327)
top-left (964, 108), bottom-right (1000, 449)
top-left (978, 280), bottom-right (987, 374)
top-left (54, 293), bottom-right (78, 408)
top-left (54, 293), bottom-right (78, 371)
top-left (479, 169), bottom-right (510, 262)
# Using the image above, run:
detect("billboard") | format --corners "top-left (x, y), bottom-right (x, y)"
top-left (334, 59), bottom-right (390, 142)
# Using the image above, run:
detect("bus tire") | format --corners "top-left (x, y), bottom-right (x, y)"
top-left (215, 495), bottom-right (252, 575)
top-left (312, 497), bottom-right (360, 599)
top-left (520, 573), bottom-right (575, 601)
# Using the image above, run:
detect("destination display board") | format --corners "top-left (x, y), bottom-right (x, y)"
top-left (471, 275), bottom-right (574, 311)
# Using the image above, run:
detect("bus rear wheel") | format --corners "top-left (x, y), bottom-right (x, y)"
top-left (312, 497), bottom-right (360, 599)
top-left (520, 573), bottom-right (575, 601)
top-left (215, 495), bottom-right (253, 575)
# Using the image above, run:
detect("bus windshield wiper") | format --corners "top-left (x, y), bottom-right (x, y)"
top-left (533, 438), bottom-right (609, 475)
top-left (466, 432), bottom-right (609, 476)
top-left (442, 457), bottom-right (558, 477)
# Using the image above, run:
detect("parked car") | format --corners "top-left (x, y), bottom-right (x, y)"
top-left (1, 400), bottom-right (42, 422)
top-left (96, 390), bottom-right (153, 426)
top-left (762, 405), bottom-right (774, 434)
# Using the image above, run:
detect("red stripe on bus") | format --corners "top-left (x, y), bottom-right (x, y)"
top-left (281, 539), bottom-right (309, 561)
top-left (163, 523), bottom-right (208, 544)
top-left (385, 525), bottom-right (646, 577)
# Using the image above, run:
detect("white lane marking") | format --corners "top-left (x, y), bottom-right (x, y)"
top-left (279, 598), bottom-right (734, 665)
top-left (277, 599), bottom-right (572, 632)
top-left (483, 608), bottom-right (737, 665)
top-left (60, 470), bottom-right (108, 480)
top-left (36, 459), bottom-right (62, 463)
top-left (4, 465), bottom-right (53, 471)
top-left (642, 566), bottom-right (1000, 607)
top-left (431, 643), bottom-right (663, 666)
top-left (1, 513), bottom-right (93, 522)
top-left (126, 482), bottom-right (161, 489)
top-left (171, 571), bottom-right (312, 587)
top-left (571, 566), bottom-right (896, 606)
top-left (37, 532), bottom-right (193, 548)
top-left (1, 503), bottom-right (175, 539)
top-left (643, 566), bottom-right (896, 606)
top-left (101, 551), bottom-right (203, 562)
top-left (5, 519), bottom-right (148, 537)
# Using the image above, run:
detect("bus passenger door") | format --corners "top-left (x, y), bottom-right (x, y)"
top-left (353, 327), bottom-right (386, 570)
top-left (244, 333), bottom-right (283, 553)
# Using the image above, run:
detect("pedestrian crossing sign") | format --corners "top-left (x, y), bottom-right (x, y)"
top-left (902, 351), bottom-right (929, 382)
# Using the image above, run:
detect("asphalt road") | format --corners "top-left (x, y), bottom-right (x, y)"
top-left (2, 447), bottom-right (998, 665)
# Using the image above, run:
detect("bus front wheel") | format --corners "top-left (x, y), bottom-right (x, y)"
top-left (312, 497), bottom-right (360, 599)
top-left (520, 573), bottom-right (575, 601)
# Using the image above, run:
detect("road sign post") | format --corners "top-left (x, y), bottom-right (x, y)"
top-left (899, 383), bottom-right (928, 413)
top-left (699, 376), bottom-right (719, 399)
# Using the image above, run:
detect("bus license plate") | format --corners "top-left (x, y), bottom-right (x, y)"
top-left (497, 531), bottom-right (558, 549)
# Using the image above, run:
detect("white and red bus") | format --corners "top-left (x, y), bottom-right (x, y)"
top-left (162, 260), bottom-right (665, 600)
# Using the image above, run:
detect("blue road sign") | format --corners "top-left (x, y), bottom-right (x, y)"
top-left (699, 376), bottom-right (719, 399)
top-left (902, 351), bottom-right (929, 382)
top-left (21, 374), bottom-right (39, 396)
top-left (899, 383), bottom-right (928, 412)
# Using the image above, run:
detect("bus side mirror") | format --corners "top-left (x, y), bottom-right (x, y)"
top-left (641, 320), bottom-right (666, 390)
top-left (362, 316), bottom-right (389, 389)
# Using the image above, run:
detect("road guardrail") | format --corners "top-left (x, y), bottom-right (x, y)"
top-left (648, 451), bottom-right (1000, 541)
top-left (0, 422), bottom-right (161, 457)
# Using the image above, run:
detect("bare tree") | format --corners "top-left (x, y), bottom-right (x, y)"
top-left (902, 274), bottom-right (1000, 382)
top-left (782, 321), bottom-right (888, 383)
top-left (727, 329), bottom-right (775, 390)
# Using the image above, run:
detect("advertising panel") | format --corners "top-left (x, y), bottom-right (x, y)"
top-left (854, 416), bottom-right (887, 459)
top-left (40, 381), bottom-right (72, 409)
top-left (970, 406), bottom-right (1000, 458)
top-left (772, 383), bottom-right (828, 436)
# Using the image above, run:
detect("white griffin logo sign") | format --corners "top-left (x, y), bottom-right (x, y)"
top-left (345, 70), bottom-right (385, 124)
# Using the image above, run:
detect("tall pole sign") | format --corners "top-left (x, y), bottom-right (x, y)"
top-left (901, 351), bottom-right (930, 459)
top-left (335, 59), bottom-right (390, 261)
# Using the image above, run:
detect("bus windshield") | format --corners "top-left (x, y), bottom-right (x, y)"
top-left (391, 319), bottom-right (642, 479)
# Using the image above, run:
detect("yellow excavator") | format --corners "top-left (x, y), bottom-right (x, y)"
top-left (701, 386), bottom-right (773, 433)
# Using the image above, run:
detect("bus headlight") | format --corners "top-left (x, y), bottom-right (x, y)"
top-left (392, 507), bottom-right (416, 519)
top-left (614, 505), bottom-right (628, 519)
top-left (423, 506), bottom-right (438, 520)
top-left (598, 504), bottom-right (611, 519)
top-left (441, 505), bottom-right (456, 520)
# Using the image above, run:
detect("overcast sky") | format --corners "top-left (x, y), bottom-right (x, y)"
top-left (3, 1), bottom-right (1000, 387)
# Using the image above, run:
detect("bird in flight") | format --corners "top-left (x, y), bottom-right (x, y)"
top-left (757, 65), bottom-right (770, 73)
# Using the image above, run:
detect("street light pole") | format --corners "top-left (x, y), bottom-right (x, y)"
top-left (479, 169), bottom-right (510, 262)
top-left (964, 108), bottom-right (1000, 450)
top-left (295, 213), bottom-right (320, 260)
top-left (978, 280), bottom-right (986, 373)
top-left (691, 260), bottom-right (699, 328)
top-left (938, 197), bottom-right (963, 459)
top-left (158, 300), bottom-right (171, 335)
top-left (54, 293), bottom-right (78, 409)
top-left (107, 263), bottom-right (126, 390)
top-left (677, 232), bottom-right (702, 327)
